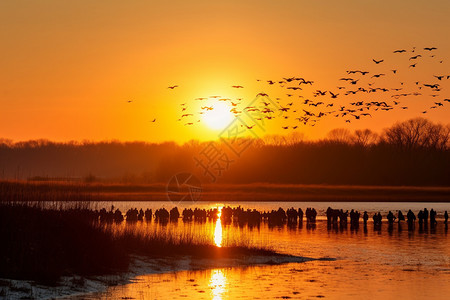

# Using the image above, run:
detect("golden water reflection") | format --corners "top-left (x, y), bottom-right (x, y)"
top-left (209, 269), bottom-right (227, 300)
top-left (90, 214), bottom-right (450, 300)
top-left (214, 206), bottom-right (223, 247)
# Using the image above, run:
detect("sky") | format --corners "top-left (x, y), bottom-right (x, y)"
top-left (1, 0), bottom-right (449, 143)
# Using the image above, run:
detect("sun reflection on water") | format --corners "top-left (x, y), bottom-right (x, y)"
top-left (209, 269), bottom-right (227, 300)
top-left (214, 206), bottom-right (223, 247)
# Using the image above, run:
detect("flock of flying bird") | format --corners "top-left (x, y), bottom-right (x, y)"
top-left (147, 47), bottom-right (449, 129)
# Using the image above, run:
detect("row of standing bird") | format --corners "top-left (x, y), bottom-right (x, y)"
top-left (97, 206), bottom-right (449, 229)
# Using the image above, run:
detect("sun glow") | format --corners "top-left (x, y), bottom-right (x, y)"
top-left (209, 269), bottom-right (227, 300)
top-left (202, 102), bottom-right (234, 130)
top-left (214, 207), bottom-right (223, 247)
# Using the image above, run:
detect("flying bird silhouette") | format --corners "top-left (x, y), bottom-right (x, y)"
top-left (329, 92), bottom-right (338, 98)
top-left (372, 74), bottom-right (385, 78)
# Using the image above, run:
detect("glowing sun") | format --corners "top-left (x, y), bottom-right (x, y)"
top-left (202, 101), bottom-right (234, 130)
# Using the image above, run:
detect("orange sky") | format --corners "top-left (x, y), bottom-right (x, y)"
top-left (1, 0), bottom-right (449, 143)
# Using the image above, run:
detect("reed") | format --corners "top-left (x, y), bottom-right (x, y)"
top-left (0, 201), bottom-right (276, 285)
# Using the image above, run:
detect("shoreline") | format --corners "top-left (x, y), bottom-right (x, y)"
top-left (0, 254), bottom-right (318, 300)
top-left (2, 180), bottom-right (450, 202)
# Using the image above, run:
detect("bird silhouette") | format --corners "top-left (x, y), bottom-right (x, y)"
top-left (232, 85), bottom-right (244, 88)
top-left (424, 84), bottom-right (440, 89)
top-left (372, 74), bottom-right (385, 78)
top-left (297, 78), bottom-right (314, 85)
top-left (424, 47), bottom-right (437, 51)
top-left (329, 92), bottom-right (339, 98)
top-left (372, 59), bottom-right (384, 64)
top-left (168, 85), bottom-right (178, 89)
top-left (347, 70), bottom-right (369, 75)
top-left (314, 90), bottom-right (327, 96)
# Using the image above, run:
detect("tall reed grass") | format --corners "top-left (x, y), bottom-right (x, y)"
top-left (0, 200), bottom-right (275, 285)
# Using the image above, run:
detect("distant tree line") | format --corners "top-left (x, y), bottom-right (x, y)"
top-left (0, 118), bottom-right (449, 186)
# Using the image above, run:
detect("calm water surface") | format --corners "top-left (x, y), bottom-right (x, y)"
top-left (74, 202), bottom-right (450, 299)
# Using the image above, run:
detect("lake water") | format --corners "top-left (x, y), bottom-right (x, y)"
top-left (67, 201), bottom-right (450, 299)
